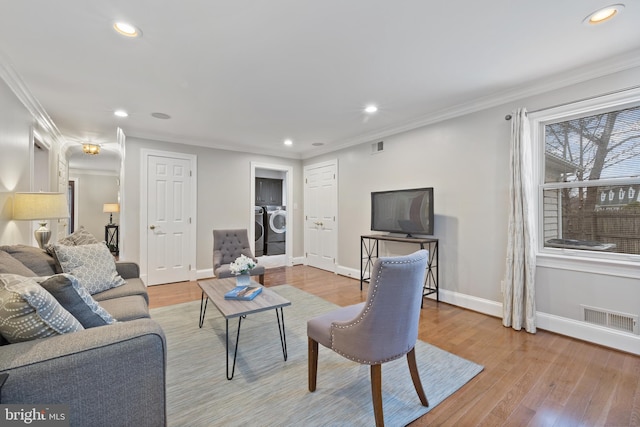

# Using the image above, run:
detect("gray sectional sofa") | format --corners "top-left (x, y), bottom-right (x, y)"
top-left (0, 245), bottom-right (166, 427)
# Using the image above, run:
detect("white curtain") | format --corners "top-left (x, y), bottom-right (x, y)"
top-left (503, 108), bottom-right (536, 333)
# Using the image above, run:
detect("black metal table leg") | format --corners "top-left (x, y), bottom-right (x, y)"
top-left (199, 291), bottom-right (209, 328)
top-left (360, 237), bottom-right (378, 290)
top-left (226, 317), bottom-right (243, 380)
top-left (276, 308), bottom-right (288, 361)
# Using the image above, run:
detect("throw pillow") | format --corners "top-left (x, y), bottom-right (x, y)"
top-left (0, 274), bottom-right (84, 343)
top-left (0, 250), bottom-right (37, 276)
top-left (68, 226), bottom-right (100, 246)
top-left (0, 245), bottom-right (58, 276)
top-left (37, 274), bottom-right (116, 328)
top-left (53, 243), bottom-right (125, 294)
top-left (45, 226), bottom-right (100, 257)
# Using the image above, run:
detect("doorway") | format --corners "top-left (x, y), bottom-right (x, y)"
top-left (304, 160), bottom-right (338, 272)
top-left (140, 149), bottom-right (197, 286)
top-left (251, 162), bottom-right (293, 268)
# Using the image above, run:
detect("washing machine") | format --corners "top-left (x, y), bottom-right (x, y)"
top-left (263, 205), bottom-right (286, 255)
top-left (254, 206), bottom-right (264, 256)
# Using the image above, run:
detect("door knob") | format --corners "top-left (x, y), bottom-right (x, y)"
top-left (149, 225), bottom-right (156, 230)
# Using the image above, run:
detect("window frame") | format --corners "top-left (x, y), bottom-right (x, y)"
top-left (530, 87), bottom-right (640, 279)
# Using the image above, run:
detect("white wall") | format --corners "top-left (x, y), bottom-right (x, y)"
top-left (0, 77), bottom-right (33, 244)
top-left (121, 137), bottom-right (303, 275)
top-left (69, 170), bottom-right (120, 241)
top-left (0, 76), bottom-right (64, 245)
top-left (305, 66), bottom-right (640, 353)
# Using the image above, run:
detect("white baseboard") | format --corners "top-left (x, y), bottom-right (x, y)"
top-left (537, 311), bottom-right (639, 355)
top-left (337, 265), bottom-right (361, 280)
top-left (188, 261), bottom-right (638, 355)
top-left (291, 256), bottom-right (305, 266)
top-left (434, 288), bottom-right (504, 318)
top-left (335, 264), bottom-right (639, 355)
top-left (197, 268), bottom-right (214, 280)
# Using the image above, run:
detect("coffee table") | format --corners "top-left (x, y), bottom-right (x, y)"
top-left (197, 278), bottom-right (291, 380)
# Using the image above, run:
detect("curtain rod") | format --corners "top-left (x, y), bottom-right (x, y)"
top-left (504, 83), bottom-right (640, 120)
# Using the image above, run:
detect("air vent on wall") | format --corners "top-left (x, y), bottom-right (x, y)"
top-left (582, 305), bottom-right (638, 334)
top-left (371, 141), bottom-right (384, 154)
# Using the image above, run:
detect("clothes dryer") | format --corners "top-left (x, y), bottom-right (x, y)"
top-left (254, 206), bottom-right (264, 256)
top-left (263, 205), bottom-right (286, 255)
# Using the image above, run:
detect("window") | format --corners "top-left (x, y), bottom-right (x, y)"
top-left (533, 90), bottom-right (640, 268)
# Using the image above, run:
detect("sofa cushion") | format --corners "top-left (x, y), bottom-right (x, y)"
top-left (0, 274), bottom-right (84, 343)
top-left (98, 295), bottom-right (150, 321)
top-left (0, 245), bottom-right (57, 276)
top-left (93, 278), bottom-right (149, 304)
top-left (53, 242), bottom-right (125, 294)
top-left (0, 250), bottom-right (37, 276)
top-left (37, 274), bottom-right (116, 328)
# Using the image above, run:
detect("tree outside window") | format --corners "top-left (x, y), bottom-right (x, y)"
top-left (542, 104), bottom-right (640, 255)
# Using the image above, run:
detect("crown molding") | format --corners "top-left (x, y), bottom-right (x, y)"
top-left (301, 48), bottom-right (640, 159)
top-left (0, 52), bottom-right (66, 149)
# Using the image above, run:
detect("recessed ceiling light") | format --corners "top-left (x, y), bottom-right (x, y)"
top-left (584, 4), bottom-right (624, 25)
top-left (113, 22), bottom-right (142, 37)
top-left (364, 105), bottom-right (378, 114)
top-left (284, 139), bottom-right (293, 146)
top-left (312, 142), bottom-right (325, 147)
top-left (114, 110), bottom-right (128, 117)
top-left (151, 112), bottom-right (171, 120)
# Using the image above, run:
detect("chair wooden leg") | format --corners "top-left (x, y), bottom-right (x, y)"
top-left (370, 364), bottom-right (384, 427)
top-left (407, 347), bottom-right (429, 407)
top-left (258, 274), bottom-right (264, 285)
top-left (308, 337), bottom-right (318, 392)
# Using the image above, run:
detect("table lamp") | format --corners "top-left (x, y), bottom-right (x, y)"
top-left (13, 192), bottom-right (70, 249)
top-left (103, 203), bottom-right (120, 225)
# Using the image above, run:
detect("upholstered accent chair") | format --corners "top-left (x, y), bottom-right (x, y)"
top-left (307, 250), bottom-right (429, 427)
top-left (213, 229), bottom-right (265, 284)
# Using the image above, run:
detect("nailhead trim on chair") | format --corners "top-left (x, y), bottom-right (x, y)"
top-left (330, 253), bottom-right (428, 365)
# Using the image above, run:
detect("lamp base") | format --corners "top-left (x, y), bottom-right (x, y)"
top-left (34, 221), bottom-right (51, 249)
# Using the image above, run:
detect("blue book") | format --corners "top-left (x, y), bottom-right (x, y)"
top-left (224, 285), bottom-right (263, 300)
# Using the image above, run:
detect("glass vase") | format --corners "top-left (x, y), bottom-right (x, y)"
top-left (236, 273), bottom-right (251, 286)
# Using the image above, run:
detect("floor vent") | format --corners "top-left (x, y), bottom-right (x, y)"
top-left (582, 305), bottom-right (638, 334)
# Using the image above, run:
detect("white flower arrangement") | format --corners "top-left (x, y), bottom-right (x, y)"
top-left (229, 254), bottom-right (256, 275)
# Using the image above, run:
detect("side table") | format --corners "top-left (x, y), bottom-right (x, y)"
top-left (105, 224), bottom-right (119, 256)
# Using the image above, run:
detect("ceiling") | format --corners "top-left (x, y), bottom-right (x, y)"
top-left (1, 1), bottom-right (640, 167)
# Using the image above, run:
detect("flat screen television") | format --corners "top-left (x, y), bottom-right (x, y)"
top-left (371, 187), bottom-right (434, 237)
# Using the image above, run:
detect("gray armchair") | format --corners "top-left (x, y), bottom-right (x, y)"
top-left (307, 250), bottom-right (429, 427)
top-left (213, 229), bottom-right (265, 284)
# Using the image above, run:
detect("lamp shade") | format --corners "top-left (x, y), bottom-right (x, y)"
top-left (13, 192), bottom-right (69, 220)
top-left (103, 203), bottom-right (120, 213)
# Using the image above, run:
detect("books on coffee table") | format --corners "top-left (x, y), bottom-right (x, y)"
top-left (224, 285), bottom-right (263, 301)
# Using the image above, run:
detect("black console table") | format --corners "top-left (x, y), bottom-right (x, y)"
top-left (105, 225), bottom-right (119, 256)
top-left (360, 234), bottom-right (439, 303)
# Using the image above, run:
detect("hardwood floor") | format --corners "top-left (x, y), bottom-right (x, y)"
top-left (147, 265), bottom-right (640, 426)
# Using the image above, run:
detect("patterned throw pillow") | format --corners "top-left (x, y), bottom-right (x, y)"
top-left (37, 274), bottom-right (116, 328)
top-left (53, 243), bottom-right (125, 294)
top-left (45, 226), bottom-right (100, 256)
top-left (0, 274), bottom-right (84, 343)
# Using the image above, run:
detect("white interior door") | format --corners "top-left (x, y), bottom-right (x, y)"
top-left (146, 154), bottom-right (192, 285)
top-left (304, 160), bottom-right (337, 272)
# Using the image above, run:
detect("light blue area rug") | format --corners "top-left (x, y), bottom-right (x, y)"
top-left (151, 285), bottom-right (483, 426)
